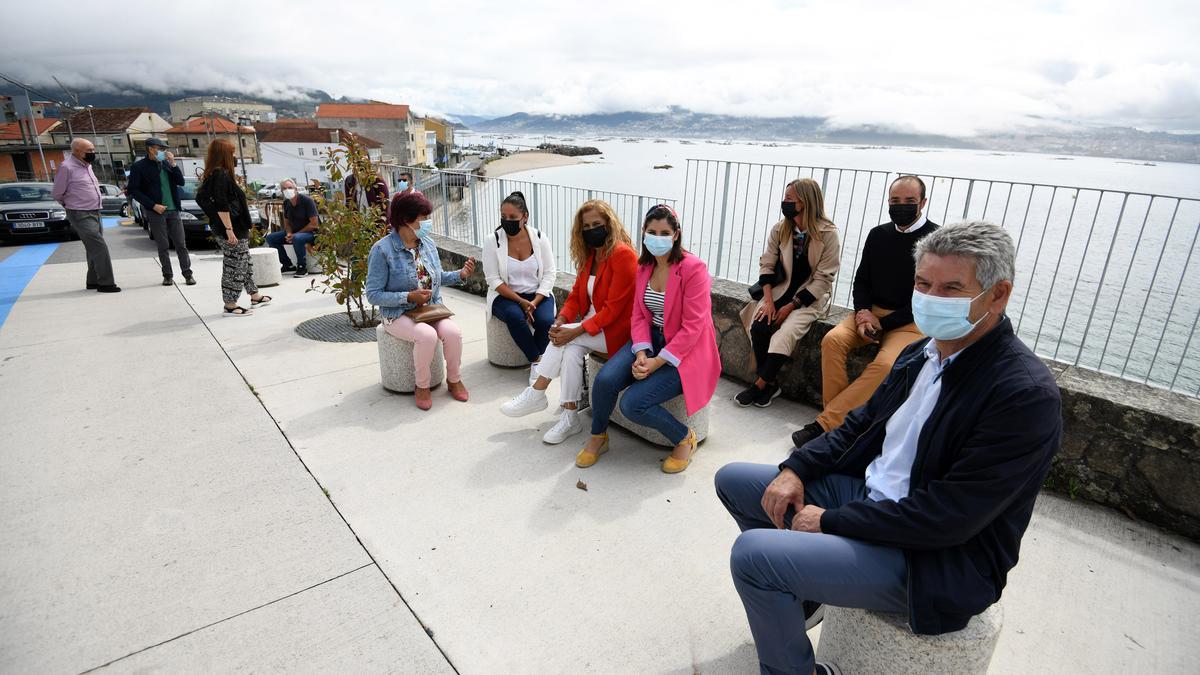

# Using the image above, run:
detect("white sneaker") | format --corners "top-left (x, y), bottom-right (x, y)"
top-left (543, 408), bottom-right (583, 444)
top-left (529, 363), bottom-right (541, 386)
top-left (500, 386), bottom-right (548, 418)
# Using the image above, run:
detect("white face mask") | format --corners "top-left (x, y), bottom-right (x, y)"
top-left (282, 188), bottom-right (297, 200)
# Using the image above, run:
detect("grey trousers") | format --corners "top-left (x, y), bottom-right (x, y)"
top-left (65, 209), bottom-right (115, 287)
top-left (147, 210), bottom-right (191, 278)
top-left (715, 463), bottom-right (908, 675)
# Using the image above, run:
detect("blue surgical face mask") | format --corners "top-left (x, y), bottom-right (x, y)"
top-left (644, 233), bottom-right (674, 257)
top-left (155, 150), bottom-right (166, 161)
top-left (415, 219), bottom-right (433, 236)
top-left (911, 288), bottom-right (990, 340)
top-left (398, 180), bottom-right (409, 191)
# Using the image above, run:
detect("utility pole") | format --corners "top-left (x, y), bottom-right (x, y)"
top-left (236, 117), bottom-right (249, 184)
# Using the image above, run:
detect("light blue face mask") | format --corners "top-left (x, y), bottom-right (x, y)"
top-left (155, 150), bottom-right (166, 161)
top-left (415, 219), bottom-right (433, 237)
top-left (911, 288), bottom-right (990, 340)
top-left (644, 233), bottom-right (675, 257)
top-left (398, 180), bottom-right (409, 191)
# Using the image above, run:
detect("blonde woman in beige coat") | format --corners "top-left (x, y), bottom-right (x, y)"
top-left (735, 178), bottom-right (840, 407)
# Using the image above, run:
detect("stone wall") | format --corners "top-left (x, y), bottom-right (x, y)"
top-left (434, 234), bottom-right (1200, 540)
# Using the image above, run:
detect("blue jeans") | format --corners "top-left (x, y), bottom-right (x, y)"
top-left (266, 230), bottom-right (317, 268)
top-left (714, 463), bottom-right (908, 675)
top-left (590, 335), bottom-right (688, 443)
top-left (491, 292), bottom-right (556, 363)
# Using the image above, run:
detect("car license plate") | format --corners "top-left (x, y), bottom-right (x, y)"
top-left (12, 221), bottom-right (45, 229)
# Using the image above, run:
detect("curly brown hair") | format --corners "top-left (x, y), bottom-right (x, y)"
top-left (569, 199), bottom-right (631, 269)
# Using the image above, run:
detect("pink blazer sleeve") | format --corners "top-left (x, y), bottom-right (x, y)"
top-left (630, 263), bottom-right (653, 353)
top-left (660, 256), bottom-right (713, 365)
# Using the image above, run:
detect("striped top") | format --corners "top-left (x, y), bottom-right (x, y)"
top-left (644, 282), bottom-right (666, 328)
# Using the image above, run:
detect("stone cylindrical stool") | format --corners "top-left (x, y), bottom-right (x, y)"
top-left (305, 244), bottom-right (321, 273)
top-left (487, 315), bottom-right (530, 367)
top-left (586, 353), bottom-right (709, 447)
top-left (249, 247), bottom-right (281, 287)
top-left (816, 604), bottom-right (1003, 674)
top-left (376, 324), bottom-right (445, 393)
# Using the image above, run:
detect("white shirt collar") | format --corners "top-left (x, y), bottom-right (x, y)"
top-left (896, 212), bottom-right (928, 234)
top-left (923, 339), bottom-right (962, 373)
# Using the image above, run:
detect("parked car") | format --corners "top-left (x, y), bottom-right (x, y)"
top-left (98, 184), bottom-right (129, 216)
top-left (0, 182), bottom-right (73, 242)
top-left (257, 183), bottom-right (281, 199)
top-left (134, 179), bottom-right (261, 245)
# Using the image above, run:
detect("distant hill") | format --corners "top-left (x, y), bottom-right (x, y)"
top-left (0, 85), bottom-right (341, 119)
top-left (469, 107), bottom-right (1200, 163)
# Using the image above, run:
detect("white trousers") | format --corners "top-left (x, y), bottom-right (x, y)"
top-left (535, 323), bottom-right (607, 404)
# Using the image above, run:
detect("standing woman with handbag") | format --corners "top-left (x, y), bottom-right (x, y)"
top-left (735, 178), bottom-right (840, 407)
top-left (366, 192), bottom-right (476, 411)
top-left (196, 139), bottom-right (271, 316)
top-left (482, 191), bottom-right (558, 382)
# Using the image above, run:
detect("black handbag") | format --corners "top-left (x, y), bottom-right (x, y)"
top-left (748, 258), bottom-right (785, 301)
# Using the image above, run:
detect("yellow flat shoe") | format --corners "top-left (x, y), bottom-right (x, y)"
top-left (576, 434), bottom-right (609, 468)
top-left (662, 430), bottom-right (699, 474)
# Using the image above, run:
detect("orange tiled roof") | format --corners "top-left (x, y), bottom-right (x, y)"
top-left (166, 116), bottom-right (255, 134)
top-left (0, 118), bottom-right (60, 140)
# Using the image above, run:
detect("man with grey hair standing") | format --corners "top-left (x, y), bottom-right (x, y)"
top-left (52, 138), bottom-right (119, 292)
top-left (715, 220), bottom-right (1062, 675)
top-left (128, 138), bottom-right (193, 286)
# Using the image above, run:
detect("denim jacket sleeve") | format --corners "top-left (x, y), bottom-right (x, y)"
top-left (365, 244), bottom-right (409, 308)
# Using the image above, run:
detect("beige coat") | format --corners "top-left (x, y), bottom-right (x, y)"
top-left (740, 218), bottom-right (841, 367)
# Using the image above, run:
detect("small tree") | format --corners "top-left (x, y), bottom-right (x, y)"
top-left (307, 134), bottom-right (387, 329)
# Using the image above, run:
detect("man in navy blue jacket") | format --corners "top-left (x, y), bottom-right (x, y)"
top-left (128, 138), bottom-right (192, 285)
top-left (716, 220), bottom-right (1061, 675)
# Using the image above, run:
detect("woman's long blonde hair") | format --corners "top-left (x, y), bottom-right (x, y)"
top-left (779, 178), bottom-right (832, 247)
top-left (569, 199), bottom-right (632, 269)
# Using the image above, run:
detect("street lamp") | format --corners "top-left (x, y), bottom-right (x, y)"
top-left (236, 116), bottom-right (249, 184)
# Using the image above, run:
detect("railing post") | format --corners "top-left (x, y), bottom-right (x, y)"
top-left (821, 168), bottom-right (829, 194)
top-left (637, 196), bottom-right (645, 249)
top-left (438, 171), bottom-right (448, 235)
top-left (714, 161), bottom-right (731, 278)
top-left (531, 183), bottom-right (540, 229)
top-left (469, 174), bottom-right (479, 246)
top-left (962, 179), bottom-right (975, 219)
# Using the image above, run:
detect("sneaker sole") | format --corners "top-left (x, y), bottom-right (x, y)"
top-left (734, 395), bottom-right (756, 407)
top-left (805, 604), bottom-right (825, 631)
top-left (543, 426), bottom-right (583, 445)
top-left (754, 389), bottom-right (783, 408)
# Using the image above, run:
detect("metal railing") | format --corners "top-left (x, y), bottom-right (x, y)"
top-left (378, 163), bottom-right (676, 270)
top-left (681, 159), bottom-right (1200, 397)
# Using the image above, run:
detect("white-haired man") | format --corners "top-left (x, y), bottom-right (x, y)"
top-left (52, 138), bottom-right (119, 292)
top-left (716, 220), bottom-right (1062, 675)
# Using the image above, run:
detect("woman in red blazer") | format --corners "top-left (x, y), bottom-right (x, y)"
top-left (578, 205), bottom-right (721, 473)
top-left (500, 200), bottom-right (638, 445)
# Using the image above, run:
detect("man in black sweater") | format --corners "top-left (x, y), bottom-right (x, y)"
top-left (716, 220), bottom-right (1061, 674)
top-left (792, 175), bottom-right (938, 448)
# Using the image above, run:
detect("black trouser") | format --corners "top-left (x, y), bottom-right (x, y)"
top-left (750, 318), bottom-right (789, 383)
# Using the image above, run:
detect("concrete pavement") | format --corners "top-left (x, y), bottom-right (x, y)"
top-left (1, 228), bottom-right (1197, 672)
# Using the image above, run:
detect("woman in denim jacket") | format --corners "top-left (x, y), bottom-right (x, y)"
top-left (366, 192), bottom-right (476, 410)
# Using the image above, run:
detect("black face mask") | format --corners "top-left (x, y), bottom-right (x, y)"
top-left (781, 201), bottom-right (799, 220)
top-left (83, 152), bottom-right (97, 163)
top-left (582, 226), bottom-right (609, 249)
top-left (500, 218), bottom-right (522, 236)
top-left (889, 203), bottom-right (920, 228)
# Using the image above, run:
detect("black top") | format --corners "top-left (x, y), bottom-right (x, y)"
top-left (283, 194), bottom-right (319, 232)
top-left (852, 220), bottom-right (938, 331)
top-left (127, 157), bottom-right (184, 212)
top-left (196, 169), bottom-right (251, 238)
top-left (781, 318), bottom-right (1061, 635)
top-left (758, 229), bottom-right (818, 308)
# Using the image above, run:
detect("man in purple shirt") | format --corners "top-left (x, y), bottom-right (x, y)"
top-left (52, 138), bottom-right (120, 292)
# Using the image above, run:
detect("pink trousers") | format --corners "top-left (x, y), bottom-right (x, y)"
top-left (383, 315), bottom-right (463, 388)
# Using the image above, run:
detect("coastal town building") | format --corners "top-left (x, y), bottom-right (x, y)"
top-left (169, 96), bottom-right (275, 124)
top-left (165, 115), bottom-right (260, 163)
top-left (316, 102), bottom-right (422, 166)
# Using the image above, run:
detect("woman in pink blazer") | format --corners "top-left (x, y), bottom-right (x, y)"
top-left (577, 204), bottom-right (721, 473)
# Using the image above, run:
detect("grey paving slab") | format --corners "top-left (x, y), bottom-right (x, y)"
top-left (100, 566), bottom-right (453, 674)
top-left (0, 259), bottom-right (372, 672)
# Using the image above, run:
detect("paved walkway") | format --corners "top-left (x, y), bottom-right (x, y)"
top-left (1, 228), bottom-right (1197, 672)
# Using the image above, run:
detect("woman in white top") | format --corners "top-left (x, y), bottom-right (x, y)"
top-left (482, 191), bottom-right (558, 375)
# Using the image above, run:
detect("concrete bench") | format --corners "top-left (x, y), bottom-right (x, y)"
top-left (586, 353), bottom-right (709, 446)
top-left (816, 604), bottom-right (1003, 674)
top-left (486, 315), bottom-right (529, 367)
top-left (249, 247), bottom-right (281, 287)
top-left (376, 324), bottom-right (444, 393)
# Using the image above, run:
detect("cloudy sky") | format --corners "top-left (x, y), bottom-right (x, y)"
top-left (5, 0), bottom-right (1198, 135)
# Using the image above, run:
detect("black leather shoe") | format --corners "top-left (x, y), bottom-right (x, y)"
top-left (184, 275), bottom-right (196, 286)
top-left (162, 277), bottom-right (174, 286)
top-left (86, 283), bottom-right (99, 290)
top-left (97, 285), bottom-right (122, 293)
top-left (791, 421), bottom-right (824, 448)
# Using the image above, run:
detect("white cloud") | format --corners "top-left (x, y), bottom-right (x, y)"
top-left (3, 0), bottom-right (1197, 134)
